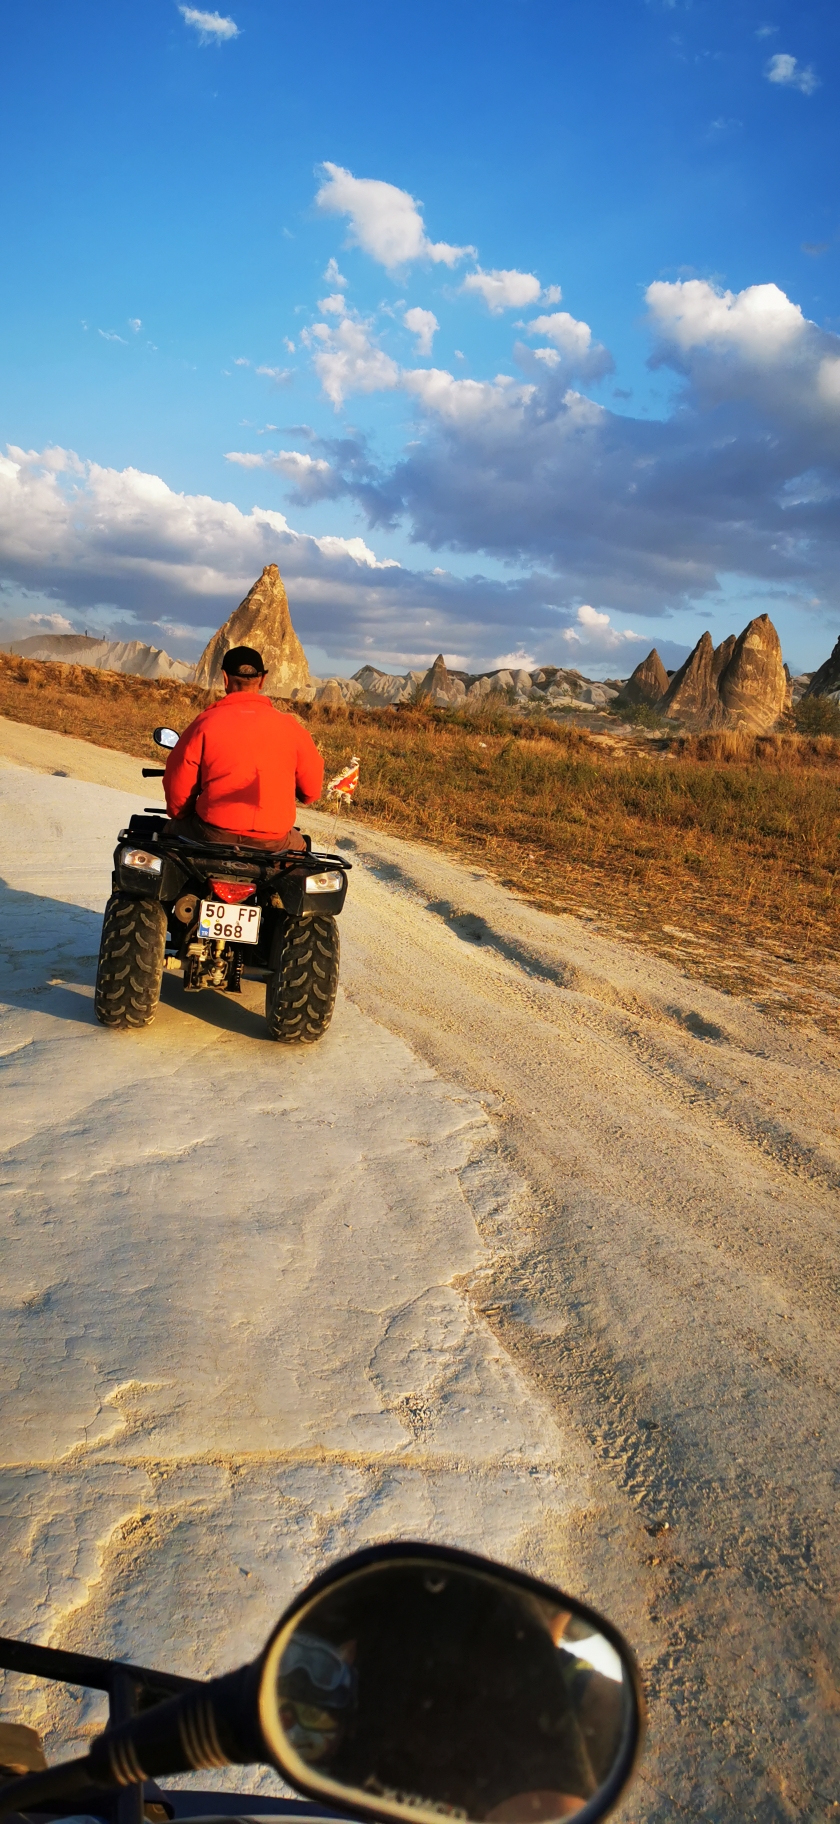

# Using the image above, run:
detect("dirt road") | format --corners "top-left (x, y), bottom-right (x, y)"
top-left (1, 719), bottom-right (838, 1822)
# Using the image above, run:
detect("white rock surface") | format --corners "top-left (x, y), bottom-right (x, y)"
top-left (2, 720), bottom-right (839, 1818)
top-left (0, 753), bottom-right (582, 1774)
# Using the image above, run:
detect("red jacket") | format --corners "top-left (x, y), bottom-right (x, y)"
top-left (163, 692), bottom-right (324, 839)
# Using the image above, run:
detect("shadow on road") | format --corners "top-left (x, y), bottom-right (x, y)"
top-left (0, 877), bottom-right (273, 1042)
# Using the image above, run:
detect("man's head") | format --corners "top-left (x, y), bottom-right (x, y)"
top-left (222, 646), bottom-right (267, 694)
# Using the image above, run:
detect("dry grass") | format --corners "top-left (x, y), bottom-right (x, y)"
top-left (2, 652), bottom-right (839, 1031)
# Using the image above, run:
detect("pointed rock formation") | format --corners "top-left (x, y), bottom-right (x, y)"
top-left (711, 634), bottom-right (737, 685)
top-left (717, 614), bottom-right (787, 732)
top-left (622, 648), bottom-right (669, 707)
top-left (417, 654), bottom-right (466, 706)
top-left (660, 632), bottom-right (722, 724)
top-left (803, 633), bottom-right (840, 702)
top-left (194, 566), bottom-right (310, 695)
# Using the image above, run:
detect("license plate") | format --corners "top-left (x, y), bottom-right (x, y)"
top-left (198, 900), bottom-right (261, 944)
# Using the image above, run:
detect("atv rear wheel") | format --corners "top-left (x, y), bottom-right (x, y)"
top-left (94, 894), bottom-right (168, 1030)
top-left (265, 913), bottom-right (339, 1043)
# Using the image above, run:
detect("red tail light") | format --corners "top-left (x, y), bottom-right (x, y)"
top-left (208, 879), bottom-right (256, 903)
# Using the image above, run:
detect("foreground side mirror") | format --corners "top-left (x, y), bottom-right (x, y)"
top-left (8, 1547), bottom-right (642, 1824)
top-left (257, 1545), bottom-right (643, 1824)
top-left (153, 727), bottom-right (180, 749)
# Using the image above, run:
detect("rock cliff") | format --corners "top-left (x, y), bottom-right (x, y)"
top-left (194, 566), bottom-right (310, 695)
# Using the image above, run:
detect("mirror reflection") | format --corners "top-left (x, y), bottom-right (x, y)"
top-left (267, 1560), bottom-right (630, 1823)
top-left (153, 726), bottom-right (180, 749)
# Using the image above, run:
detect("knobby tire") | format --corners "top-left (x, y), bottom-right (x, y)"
top-left (94, 894), bottom-right (167, 1030)
top-left (265, 913), bottom-right (339, 1043)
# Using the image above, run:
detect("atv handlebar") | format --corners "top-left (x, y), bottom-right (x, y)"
top-left (142, 768), bottom-right (166, 777)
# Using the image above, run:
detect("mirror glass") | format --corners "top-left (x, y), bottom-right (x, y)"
top-left (153, 726), bottom-right (180, 749)
top-left (261, 1558), bottom-right (634, 1824)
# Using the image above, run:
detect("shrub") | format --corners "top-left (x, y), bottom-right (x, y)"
top-left (609, 696), bottom-right (666, 730)
top-left (793, 695), bottom-right (840, 737)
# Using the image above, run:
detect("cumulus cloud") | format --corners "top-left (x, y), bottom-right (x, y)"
top-left (404, 307), bottom-right (438, 356)
top-left (303, 315), bottom-right (400, 408)
top-left (317, 293), bottom-right (347, 317)
top-left (290, 273), bottom-right (840, 637)
top-left (765, 52), bottom-right (819, 94)
top-left (0, 443), bottom-right (607, 672)
top-left (323, 257), bottom-right (347, 289)
top-left (315, 163), bottom-right (474, 271)
top-left (128, 318), bottom-right (142, 333)
top-left (562, 605), bottom-right (642, 649)
top-left (179, 6), bottom-right (239, 43)
top-left (523, 310), bottom-right (614, 380)
top-left (254, 365), bottom-right (293, 384)
top-left (29, 611), bottom-right (75, 632)
top-left (461, 268), bottom-right (543, 313)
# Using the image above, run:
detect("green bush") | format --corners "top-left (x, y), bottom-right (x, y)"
top-left (609, 696), bottom-right (667, 729)
top-left (793, 695), bottom-right (840, 737)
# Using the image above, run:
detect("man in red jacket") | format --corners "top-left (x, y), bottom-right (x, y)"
top-left (163, 645), bottom-right (324, 850)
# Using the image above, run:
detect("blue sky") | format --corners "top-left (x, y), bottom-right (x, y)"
top-left (1, 0), bottom-right (839, 677)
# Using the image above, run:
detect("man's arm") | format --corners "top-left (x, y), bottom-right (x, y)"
top-left (294, 724), bottom-right (325, 805)
top-left (163, 720), bottom-right (204, 819)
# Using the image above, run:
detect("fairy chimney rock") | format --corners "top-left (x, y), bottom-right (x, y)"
top-left (194, 566), bottom-right (310, 695)
top-left (623, 648), bottom-right (669, 707)
top-left (804, 632), bottom-right (840, 702)
top-left (711, 633), bottom-right (737, 685)
top-left (660, 631), bottom-right (721, 725)
top-left (717, 614), bottom-right (787, 732)
top-left (418, 654), bottom-right (466, 705)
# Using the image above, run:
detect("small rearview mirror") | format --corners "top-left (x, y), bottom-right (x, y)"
top-left (258, 1547), bottom-right (642, 1824)
top-left (153, 727), bottom-right (179, 750)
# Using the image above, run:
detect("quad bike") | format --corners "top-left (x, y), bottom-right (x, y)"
top-left (94, 728), bottom-right (350, 1043)
top-left (0, 1541), bottom-right (643, 1824)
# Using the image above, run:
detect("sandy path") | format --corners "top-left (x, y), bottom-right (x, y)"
top-left (1, 720), bottom-right (838, 1821)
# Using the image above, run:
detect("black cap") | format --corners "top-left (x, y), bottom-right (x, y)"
top-left (222, 645), bottom-right (266, 677)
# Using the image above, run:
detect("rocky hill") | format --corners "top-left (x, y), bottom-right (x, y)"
top-left (5, 634), bottom-right (194, 682)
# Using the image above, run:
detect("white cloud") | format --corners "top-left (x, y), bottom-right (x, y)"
top-left (255, 365), bottom-right (293, 384)
top-left (29, 611), bottom-right (75, 632)
top-left (404, 307), bottom-right (438, 356)
top-left (178, 6), bottom-right (239, 43)
top-left (315, 163), bottom-right (474, 272)
top-left (305, 315), bottom-right (400, 408)
top-left (98, 329), bottom-right (126, 344)
top-left (765, 52), bottom-right (819, 94)
top-left (226, 448), bottom-right (336, 492)
top-left (318, 293), bottom-right (347, 317)
top-left (562, 606), bottom-right (641, 649)
top-left (323, 257), bottom-right (347, 288)
top-left (756, 23), bottom-right (778, 37)
top-left (494, 647), bottom-right (536, 669)
top-left (646, 278), bottom-right (807, 360)
top-left (233, 356), bottom-right (250, 366)
top-left (402, 367), bottom-right (534, 427)
top-left (528, 310), bottom-right (593, 359)
top-left (128, 318), bottom-right (142, 333)
top-left (461, 268), bottom-right (543, 313)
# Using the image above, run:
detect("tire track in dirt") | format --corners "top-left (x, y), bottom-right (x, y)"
top-left (312, 812), bottom-right (840, 1824)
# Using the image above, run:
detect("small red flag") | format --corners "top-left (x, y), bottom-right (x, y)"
top-left (326, 755), bottom-right (360, 800)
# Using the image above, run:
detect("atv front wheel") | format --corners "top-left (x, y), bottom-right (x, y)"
top-left (94, 894), bottom-right (167, 1029)
top-left (265, 913), bottom-right (339, 1043)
